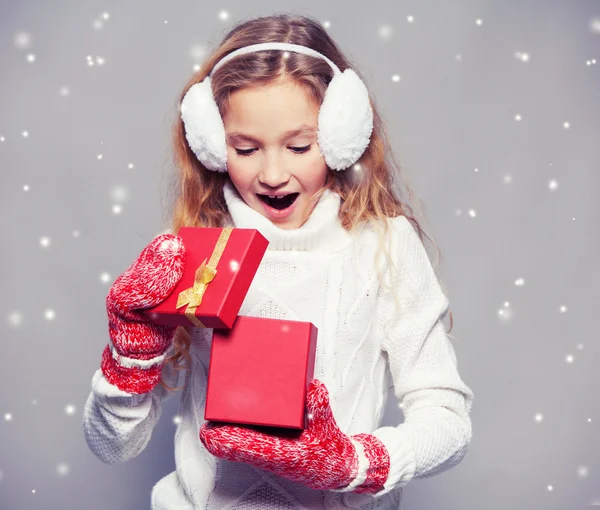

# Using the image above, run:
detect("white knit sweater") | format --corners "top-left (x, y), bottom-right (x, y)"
top-left (83, 180), bottom-right (474, 509)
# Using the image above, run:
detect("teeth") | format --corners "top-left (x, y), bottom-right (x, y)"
top-left (259, 193), bottom-right (299, 201)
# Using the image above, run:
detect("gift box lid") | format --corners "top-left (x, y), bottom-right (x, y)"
top-left (146, 227), bottom-right (268, 329)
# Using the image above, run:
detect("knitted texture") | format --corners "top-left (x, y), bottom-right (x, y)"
top-left (352, 433), bottom-right (391, 493)
top-left (199, 380), bottom-right (373, 491)
top-left (100, 234), bottom-right (186, 394)
top-left (83, 187), bottom-right (474, 509)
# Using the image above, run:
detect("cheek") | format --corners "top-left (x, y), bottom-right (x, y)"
top-left (289, 148), bottom-right (326, 172)
top-left (226, 159), bottom-right (256, 189)
top-left (298, 157), bottom-right (328, 187)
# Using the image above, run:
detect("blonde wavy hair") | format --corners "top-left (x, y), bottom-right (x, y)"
top-left (158, 13), bottom-right (455, 392)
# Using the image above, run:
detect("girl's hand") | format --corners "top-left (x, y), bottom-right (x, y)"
top-left (100, 234), bottom-right (186, 394)
top-left (199, 380), bottom-right (390, 493)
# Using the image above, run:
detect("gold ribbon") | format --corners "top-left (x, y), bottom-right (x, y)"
top-left (176, 228), bottom-right (233, 327)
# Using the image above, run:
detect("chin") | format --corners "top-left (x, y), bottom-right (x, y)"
top-left (274, 221), bottom-right (299, 230)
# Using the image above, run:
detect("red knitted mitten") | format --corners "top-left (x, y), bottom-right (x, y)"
top-left (199, 380), bottom-right (390, 493)
top-left (100, 234), bottom-right (186, 394)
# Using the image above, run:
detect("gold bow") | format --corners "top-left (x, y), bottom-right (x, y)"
top-left (176, 227), bottom-right (232, 327)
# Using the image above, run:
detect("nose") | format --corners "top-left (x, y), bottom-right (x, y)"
top-left (258, 153), bottom-right (290, 188)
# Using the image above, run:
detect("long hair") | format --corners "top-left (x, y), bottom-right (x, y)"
top-left (159, 13), bottom-right (455, 391)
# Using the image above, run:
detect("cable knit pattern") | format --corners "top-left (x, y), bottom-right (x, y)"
top-left (82, 180), bottom-right (474, 509)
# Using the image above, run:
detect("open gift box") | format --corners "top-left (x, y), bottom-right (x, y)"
top-left (205, 316), bottom-right (318, 430)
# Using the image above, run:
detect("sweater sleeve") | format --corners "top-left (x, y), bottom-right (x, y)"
top-left (363, 216), bottom-right (474, 495)
top-left (82, 341), bottom-right (183, 465)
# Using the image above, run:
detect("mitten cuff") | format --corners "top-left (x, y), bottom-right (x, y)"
top-left (100, 340), bottom-right (172, 394)
top-left (350, 433), bottom-right (391, 494)
top-left (106, 338), bottom-right (172, 368)
top-left (330, 438), bottom-right (369, 493)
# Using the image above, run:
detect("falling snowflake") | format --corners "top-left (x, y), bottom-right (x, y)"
top-left (378, 25), bottom-right (393, 39)
top-left (189, 44), bottom-right (207, 61)
top-left (514, 51), bottom-right (530, 62)
top-left (56, 463), bottom-right (70, 476)
top-left (14, 31), bottom-right (33, 49)
top-left (498, 302), bottom-right (514, 322)
top-left (110, 185), bottom-right (129, 203)
top-left (576, 465), bottom-right (589, 478)
top-left (6, 311), bottom-right (24, 328)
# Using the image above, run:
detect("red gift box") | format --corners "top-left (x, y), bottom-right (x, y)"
top-left (205, 316), bottom-right (318, 429)
top-left (145, 227), bottom-right (268, 329)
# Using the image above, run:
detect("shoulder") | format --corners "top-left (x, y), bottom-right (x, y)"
top-left (385, 215), bottom-right (416, 242)
top-left (385, 215), bottom-right (427, 260)
top-left (349, 215), bottom-right (423, 267)
top-left (354, 215), bottom-right (421, 255)
top-left (379, 216), bottom-right (447, 305)
top-left (351, 215), bottom-right (435, 293)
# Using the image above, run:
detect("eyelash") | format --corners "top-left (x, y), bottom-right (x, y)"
top-left (235, 145), bottom-right (311, 157)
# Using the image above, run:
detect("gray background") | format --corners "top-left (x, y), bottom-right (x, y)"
top-left (1, 1), bottom-right (599, 509)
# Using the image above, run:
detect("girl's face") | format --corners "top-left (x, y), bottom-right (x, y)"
top-left (223, 78), bottom-right (328, 230)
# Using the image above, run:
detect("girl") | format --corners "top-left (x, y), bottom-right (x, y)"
top-left (83, 13), bottom-right (474, 510)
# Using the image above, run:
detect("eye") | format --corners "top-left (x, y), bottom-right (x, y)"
top-left (235, 148), bottom-right (256, 156)
top-left (235, 145), bottom-right (311, 156)
top-left (290, 145), bottom-right (311, 154)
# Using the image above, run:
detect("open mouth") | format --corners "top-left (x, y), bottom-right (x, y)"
top-left (257, 193), bottom-right (300, 210)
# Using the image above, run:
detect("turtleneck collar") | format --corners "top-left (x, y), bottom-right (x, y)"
top-left (222, 179), bottom-right (352, 252)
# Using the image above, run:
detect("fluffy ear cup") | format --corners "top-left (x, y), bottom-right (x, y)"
top-left (317, 68), bottom-right (374, 171)
top-left (180, 77), bottom-right (228, 172)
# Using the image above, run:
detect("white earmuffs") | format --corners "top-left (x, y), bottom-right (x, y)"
top-left (180, 42), bottom-right (373, 172)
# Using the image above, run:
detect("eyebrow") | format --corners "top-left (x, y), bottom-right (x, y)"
top-left (226, 125), bottom-right (317, 145)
